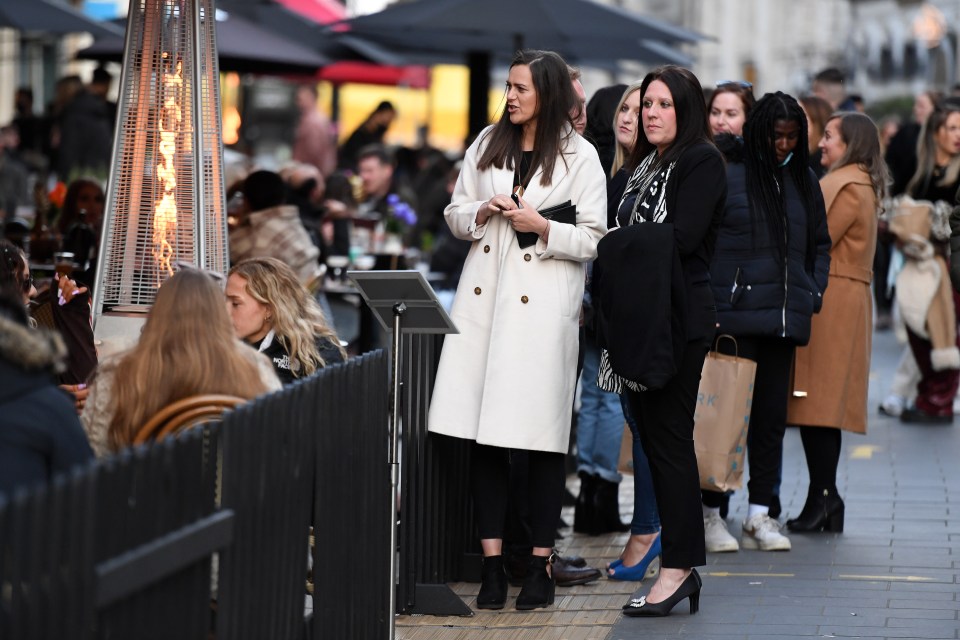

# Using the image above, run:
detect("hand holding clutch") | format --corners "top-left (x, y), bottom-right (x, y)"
top-left (516, 201), bottom-right (577, 248)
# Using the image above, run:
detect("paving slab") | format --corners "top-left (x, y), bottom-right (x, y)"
top-left (607, 329), bottom-right (960, 640)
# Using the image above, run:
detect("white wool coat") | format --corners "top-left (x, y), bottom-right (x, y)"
top-left (428, 126), bottom-right (607, 453)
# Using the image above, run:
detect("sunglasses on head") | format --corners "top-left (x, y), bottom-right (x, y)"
top-left (716, 80), bottom-right (753, 89)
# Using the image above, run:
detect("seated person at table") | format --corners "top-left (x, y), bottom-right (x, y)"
top-left (228, 169), bottom-right (321, 286)
top-left (0, 284), bottom-right (93, 496)
top-left (227, 257), bottom-right (346, 385)
top-left (356, 144), bottom-right (419, 228)
top-left (81, 269), bottom-right (281, 457)
top-left (0, 239), bottom-right (96, 411)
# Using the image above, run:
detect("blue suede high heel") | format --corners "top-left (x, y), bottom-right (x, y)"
top-left (608, 533), bottom-right (661, 581)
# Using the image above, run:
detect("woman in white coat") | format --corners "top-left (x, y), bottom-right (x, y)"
top-left (428, 49), bottom-right (606, 611)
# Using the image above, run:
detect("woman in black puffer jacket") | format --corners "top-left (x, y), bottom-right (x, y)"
top-left (702, 93), bottom-right (831, 554)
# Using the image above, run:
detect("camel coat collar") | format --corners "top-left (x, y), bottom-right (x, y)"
top-left (820, 164), bottom-right (872, 212)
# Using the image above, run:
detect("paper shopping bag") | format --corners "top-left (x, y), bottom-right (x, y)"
top-left (693, 336), bottom-right (756, 492)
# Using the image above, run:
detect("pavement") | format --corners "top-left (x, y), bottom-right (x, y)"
top-left (607, 327), bottom-right (960, 640)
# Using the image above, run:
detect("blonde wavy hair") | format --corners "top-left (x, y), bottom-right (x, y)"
top-left (229, 257), bottom-right (345, 378)
top-left (105, 269), bottom-right (270, 449)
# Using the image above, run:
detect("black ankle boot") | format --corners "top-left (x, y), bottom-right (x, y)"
top-left (476, 555), bottom-right (507, 610)
top-left (516, 555), bottom-right (555, 610)
top-left (573, 472), bottom-right (597, 534)
top-left (591, 477), bottom-right (629, 535)
top-left (786, 487), bottom-right (844, 533)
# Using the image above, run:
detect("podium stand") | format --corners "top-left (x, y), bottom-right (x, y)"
top-left (347, 270), bottom-right (466, 635)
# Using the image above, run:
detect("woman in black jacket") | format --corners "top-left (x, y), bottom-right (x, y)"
top-left (595, 65), bottom-right (727, 617)
top-left (226, 257), bottom-right (346, 385)
top-left (703, 93), bottom-right (831, 552)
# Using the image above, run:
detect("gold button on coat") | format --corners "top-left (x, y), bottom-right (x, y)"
top-left (523, 254), bottom-right (531, 262)
top-left (483, 245), bottom-right (491, 253)
top-left (521, 295), bottom-right (529, 304)
top-left (474, 287), bottom-right (481, 295)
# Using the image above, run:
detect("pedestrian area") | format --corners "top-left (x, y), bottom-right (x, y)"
top-left (396, 329), bottom-right (960, 640)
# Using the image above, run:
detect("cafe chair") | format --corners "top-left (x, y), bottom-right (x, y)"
top-left (133, 394), bottom-right (245, 445)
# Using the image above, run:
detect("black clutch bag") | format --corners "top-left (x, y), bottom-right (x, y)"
top-left (516, 200), bottom-right (577, 248)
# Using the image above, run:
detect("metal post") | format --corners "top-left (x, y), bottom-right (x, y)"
top-left (387, 301), bottom-right (406, 640)
top-left (190, 0), bottom-right (207, 268)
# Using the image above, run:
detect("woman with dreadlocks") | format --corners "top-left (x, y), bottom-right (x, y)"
top-left (704, 92), bottom-right (831, 552)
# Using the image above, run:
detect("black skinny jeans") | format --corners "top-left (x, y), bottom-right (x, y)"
top-left (471, 443), bottom-right (566, 549)
top-left (703, 336), bottom-right (795, 509)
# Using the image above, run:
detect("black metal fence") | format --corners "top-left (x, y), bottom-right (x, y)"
top-left (396, 334), bottom-right (475, 615)
top-left (0, 350), bottom-right (394, 640)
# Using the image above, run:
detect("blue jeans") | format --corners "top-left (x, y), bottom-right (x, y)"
top-left (576, 341), bottom-right (625, 483)
top-left (620, 393), bottom-right (661, 535)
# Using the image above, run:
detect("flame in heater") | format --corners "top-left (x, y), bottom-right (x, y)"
top-left (154, 58), bottom-right (183, 282)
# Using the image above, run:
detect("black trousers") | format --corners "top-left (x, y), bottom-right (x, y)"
top-left (471, 442), bottom-right (566, 549)
top-left (703, 336), bottom-right (795, 509)
top-left (627, 338), bottom-right (709, 569)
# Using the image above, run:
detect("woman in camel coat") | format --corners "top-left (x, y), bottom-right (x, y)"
top-left (786, 112), bottom-right (888, 534)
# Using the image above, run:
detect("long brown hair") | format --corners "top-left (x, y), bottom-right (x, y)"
top-left (229, 258), bottom-right (345, 377)
top-left (105, 269), bottom-right (270, 449)
top-left (477, 49), bottom-right (576, 187)
top-left (826, 112), bottom-right (890, 208)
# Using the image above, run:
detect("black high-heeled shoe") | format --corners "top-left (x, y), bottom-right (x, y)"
top-left (621, 568), bottom-right (701, 617)
top-left (516, 555), bottom-right (555, 610)
top-left (476, 555), bottom-right (507, 610)
top-left (786, 488), bottom-right (845, 533)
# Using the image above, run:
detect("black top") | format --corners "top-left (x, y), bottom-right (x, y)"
top-left (513, 150), bottom-right (535, 195)
top-left (911, 164), bottom-right (960, 205)
top-left (254, 333), bottom-right (345, 386)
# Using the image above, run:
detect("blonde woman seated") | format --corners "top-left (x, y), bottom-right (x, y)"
top-left (226, 257), bottom-right (346, 385)
top-left (81, 269), bottom-right (281, 457)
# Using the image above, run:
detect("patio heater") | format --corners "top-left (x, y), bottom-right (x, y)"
top-left (92, 0), bottom-right (227, 346)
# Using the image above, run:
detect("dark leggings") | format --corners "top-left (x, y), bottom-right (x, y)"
top-left (471, 442), bottom-right (565, 549)
top-left (798, 427), bottom-right (842, 491)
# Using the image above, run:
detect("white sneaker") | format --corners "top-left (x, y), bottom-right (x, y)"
top-left (879, 394), bottom-right (905, 417)
top-left (741, 513), bottom-right (792, 551)
top-left (704, 512), bottom-right (739, 552)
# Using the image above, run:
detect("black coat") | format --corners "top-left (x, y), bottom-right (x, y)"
top-left (617, 142), bottom-right (727, 342)
top-left (709, 155), bottom-right (831, 346)
top-left (0, 316), bottom-right (93, 496)
top-left (593, 223), bottom-right (685, 389)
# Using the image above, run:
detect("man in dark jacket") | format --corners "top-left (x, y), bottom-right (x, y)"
top-left (0, 288), bottom-right (93, 496)
top-left (56, 66), bottom-right (115, 180)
